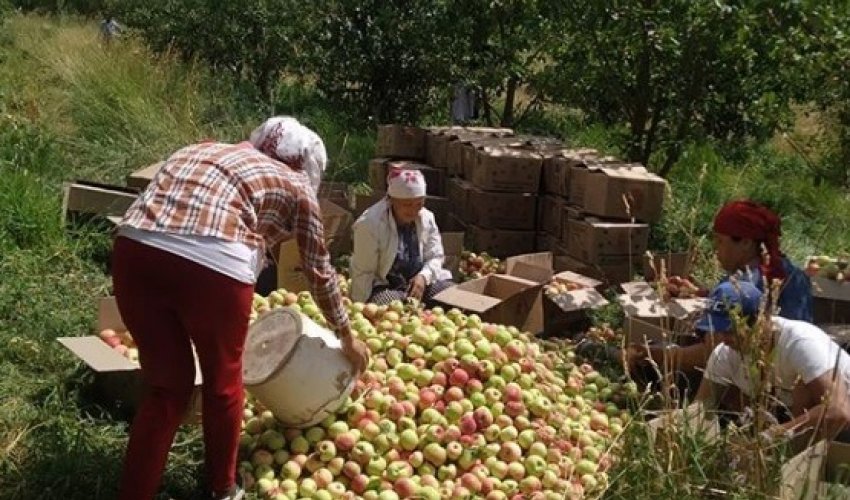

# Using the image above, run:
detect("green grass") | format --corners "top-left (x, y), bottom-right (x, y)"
top-left (2, 11), bottom-right (850, 500)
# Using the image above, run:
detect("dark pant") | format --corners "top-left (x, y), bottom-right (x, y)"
top-left (368, 279), bottom-right (454, 308)
top-left (112, 237), bottom-right (253, 499)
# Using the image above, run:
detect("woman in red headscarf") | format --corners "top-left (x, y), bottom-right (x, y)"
top-left (628, 199), bottom-right (812, 377)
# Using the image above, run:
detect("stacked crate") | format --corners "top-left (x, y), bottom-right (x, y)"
top-left (366, 124), bottom-right (669, 284)
top-left (362, 125), bottom-right (451, 226)
top-left (449, 133), bottom-right (570, 258)
top-left (556, 157), bottom-right (668, 284)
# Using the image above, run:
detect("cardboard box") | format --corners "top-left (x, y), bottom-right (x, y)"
top-left (447, 178), bottom-right (473, 221)
top-left (564, 217), bottom-right (650, 263)
top-left (781, 440), bottom-right (850, 499)
top-left (318, 181), bottom-right (352, 211)
top-left (466, 188), bottom-right (537, 230)
top-left (811, 276), bottom-right (850, 324)
top-left (433, 274), bottom-right (542, 330)
top-left (643, 251), bottom-right (696, 281)
top-left (535, 232), bottom-right (562, 255)
top-left (538, 195), bottom-right (565, 236)
top-left (542, 271), bottom-right (609, 336)
top-left (467, 225), bottom-right (536, 258)
top-left (501, 253), bottom-right (608, 335)
top-left (57, 297), bottom-right (202, 424)
top-left (278, 199), bottom-right (353, 289)
top-left (569, 164), bottom-right (668, 223)
top-left (618, 283), bottom-right (707, 345)
top-left (471, 147), bottom-right (543, 193)
top-left (444, 213), bottom-right (467, 232)
top-left (126, 161), bottom-right (164, 190)
top-left (446, 133), bottom-right (482, 177)
top-left (441, 232), bottom-right (465, 281)
top-left (461, 137), bottom-right (526, 180)
top-left (541, 150), bottom-right (598, 197)
top-left (425, 131), bottom-right (451, 169)
top-left (376, 125), bottom-right (426, 160)
top-left (62, 180), bottom-right (139, 224)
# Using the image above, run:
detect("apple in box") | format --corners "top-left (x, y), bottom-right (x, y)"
top-left (98, 327), bottom-right (139, 363)
top-left (806, 255), bottom-right (850, 281)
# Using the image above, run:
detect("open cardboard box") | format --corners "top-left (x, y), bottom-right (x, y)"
top-left (61, 180), bottom-right (139, 224)
top-left (277, 199), bottom-right (353, 291)
top-left (57, 297), bottom-right (202, 424)
top-left (781, 440), bottom-right (850, 499)
top-left (433, 274), bottom-right (542, 331)
top-left (503, 253), bottom-right (609, 336)
top-left (618, 281), bottom-right (707, 345)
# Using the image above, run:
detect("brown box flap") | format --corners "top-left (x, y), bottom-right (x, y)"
top-left (126, 161), bottom-right (165, 190)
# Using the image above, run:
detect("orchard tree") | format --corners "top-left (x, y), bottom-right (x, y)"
top-left (111, 0), bottom-right (300, 97)
top-left (303, 0), bottom-right (455, 124)
top-left (446, 0), bottom-right (565, 127)
top-left (547, 1), bottom-right (808, 176)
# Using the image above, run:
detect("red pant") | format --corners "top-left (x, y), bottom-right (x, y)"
top-left (111, 236), bottom-right (253, 499)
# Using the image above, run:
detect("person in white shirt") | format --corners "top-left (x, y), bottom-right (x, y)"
top-left (694, 280), bottom-right (850, 441)
top-left (350, 168), bottom-right (454, 306)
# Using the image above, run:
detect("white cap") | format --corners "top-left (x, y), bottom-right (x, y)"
top-left (387, 167), bottom-right (427, 199)
top-left (250, 116), bottom-right (327, 193)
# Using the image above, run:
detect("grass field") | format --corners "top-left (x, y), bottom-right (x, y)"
top-left (1, 12), bottom-right (849, 500)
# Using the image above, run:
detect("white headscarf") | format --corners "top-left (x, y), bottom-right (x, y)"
top-left (387, 167), bottom-right (427, 199)
top-left (249, 116), bottom-right (327, 193)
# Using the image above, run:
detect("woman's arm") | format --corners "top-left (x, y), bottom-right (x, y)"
top-left (417, 216), bottom-right (447, 285)
top-left (774, 370), bottom-right (850, 440)
top-left (350, 221), bottom-right (380, 303)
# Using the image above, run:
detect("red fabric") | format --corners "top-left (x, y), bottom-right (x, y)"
top-left (713, 200), bottom-right (786, 281)
top-left (112, 237), bottom-right (253, 499)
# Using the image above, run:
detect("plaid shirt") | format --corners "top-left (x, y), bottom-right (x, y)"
top-left (121, 142), bottom-right (349, 332)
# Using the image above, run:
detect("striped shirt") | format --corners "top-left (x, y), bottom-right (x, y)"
top-left (120, 141), bottom-right (349, 332)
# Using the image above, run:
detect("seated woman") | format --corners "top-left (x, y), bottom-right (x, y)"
top-left (350, 168), bottom-right (454, 306)
top-left (630, 199), bottom-right (813, 376)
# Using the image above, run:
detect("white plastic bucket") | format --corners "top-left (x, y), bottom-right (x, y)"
top-left (243, 308), bottom-right (357, 428)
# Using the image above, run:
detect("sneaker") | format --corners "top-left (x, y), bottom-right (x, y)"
top-left (211, 485), bottom-right (244, 500)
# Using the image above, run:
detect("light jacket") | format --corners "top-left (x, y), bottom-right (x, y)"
top-left (350, 197), bottom-right (452, 302)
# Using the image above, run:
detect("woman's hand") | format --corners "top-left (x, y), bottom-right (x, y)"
top-left (340, 330), bottom-right (370, 374)
top-left (407, 275), bottom-right (426, 301)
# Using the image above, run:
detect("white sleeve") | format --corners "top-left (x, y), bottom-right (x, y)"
top-left (704, 344), bottom-right (736, 387)
top-left (786, 332), bottom-right (842, 384)
top-left (418, 215), bottom-right (447, 285)
top-left (350, 220), bottom-right (379, 303)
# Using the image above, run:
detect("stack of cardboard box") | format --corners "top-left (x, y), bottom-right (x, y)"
top-left (553, 157), bottom-right (668, 285)
top-left (357, 124), bottom-right (670, 285)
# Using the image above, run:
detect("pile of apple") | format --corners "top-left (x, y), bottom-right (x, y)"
top-left (806, 255), bottom-right (850, 281)
top-left (659, 275), bottom-right (703, 300)
top-left (544, 279), bottom-right (587, 298)
top-left (98, 328), bottom-right (139, 363)
top-left (240, 289), bottom-right (635, 499)
top-left (458, 251), bottom-right (505, 282)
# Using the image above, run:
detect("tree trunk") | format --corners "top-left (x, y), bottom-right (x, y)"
top-left (501, 76), bottom-right (518, 127)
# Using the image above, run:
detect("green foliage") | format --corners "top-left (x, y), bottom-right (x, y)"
top-left (446, 0), bottom-right (565, 127)
top-left (302, 0), bottom-right (455, 124)
top-left (110, 0), bottom-right (302, 96)
top-left (547, 1), bottom-right (805, 175)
